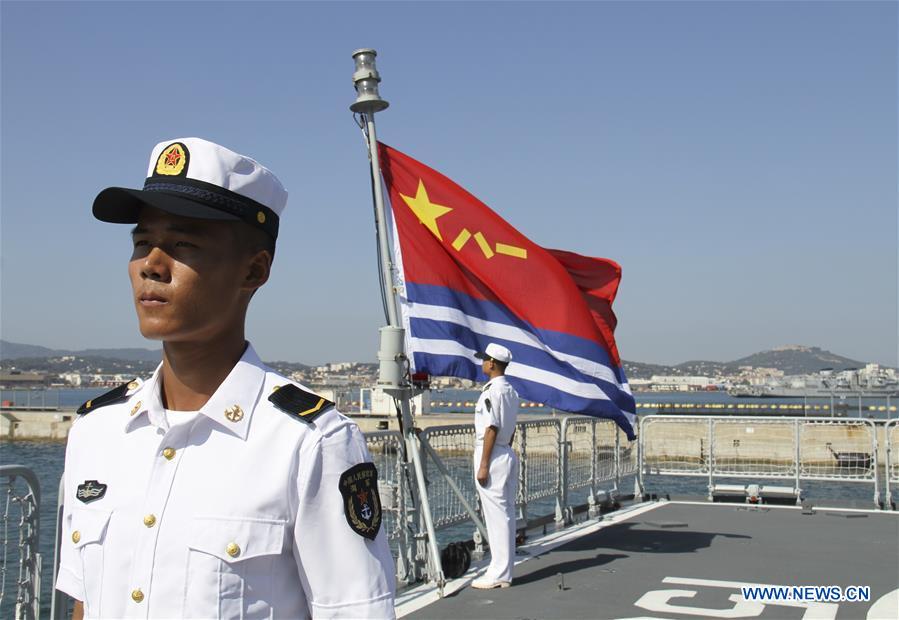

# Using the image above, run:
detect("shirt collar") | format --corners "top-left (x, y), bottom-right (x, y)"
top-left (483, 375), bottom-right (507, 391)
top-left (125, 342), bottom-right (268, 440)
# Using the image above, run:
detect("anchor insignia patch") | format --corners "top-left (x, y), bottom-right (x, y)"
top-left (339, 463), bottom-right (381, 540)
top-left (76, 480), bottom-right (108, 504)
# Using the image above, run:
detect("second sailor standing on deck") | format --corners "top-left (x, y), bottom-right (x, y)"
top-left (471, 343), bottom-right (520, 589)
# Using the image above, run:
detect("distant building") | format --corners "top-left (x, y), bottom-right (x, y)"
top-left (649, 375), bottom-right (711, 392)
top-left (60, 372), bottom-right (84, 387)
top-left (628, 378), bottom-right (653, 391)
top-left (430, 376), bottom-right (476, 389)
top-left (0, 372), bottom-right (51, 389)
top-left (735, 366), bottom-right (785, 386)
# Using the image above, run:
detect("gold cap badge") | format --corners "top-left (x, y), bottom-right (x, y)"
top-left (155, 142), bottom-right (189, 176)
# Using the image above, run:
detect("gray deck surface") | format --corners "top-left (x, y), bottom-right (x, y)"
top-left (408, 502), bottom-right (899, 619)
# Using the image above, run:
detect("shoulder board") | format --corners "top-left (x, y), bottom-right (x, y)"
top-left (77, 379), bottom-right (138, 415)
top-left (268, 384), bottom-right (333, 423)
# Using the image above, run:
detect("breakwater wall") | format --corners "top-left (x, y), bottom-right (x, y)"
top-left (1, 409), bottom-right (892, 468)
top-left (1, 410), bottom-right (76, 441)
top-left (0, 408), bottom-right (481, 441)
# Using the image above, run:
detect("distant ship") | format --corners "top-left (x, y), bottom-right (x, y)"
top-left (729, 370), bottom-right (898, 398)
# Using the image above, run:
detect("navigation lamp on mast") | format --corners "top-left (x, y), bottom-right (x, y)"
top-left (350, 48), bottom-right (389, 114)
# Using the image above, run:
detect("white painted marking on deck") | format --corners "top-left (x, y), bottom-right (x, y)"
top-left (634, 588), bottom-right (766, 618)
top-left (866, 588), bottom-right (898, 620)
top-left (649, 577), bottom-right (839, 619)
top-left (666, 499), bottom-right (893, 515)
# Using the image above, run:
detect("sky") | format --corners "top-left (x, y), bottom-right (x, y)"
top-left (1, 1), bottom-right (896, 367)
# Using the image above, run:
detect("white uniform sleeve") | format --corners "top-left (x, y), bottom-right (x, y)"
top-left (487, 384), bottom-right (504, 428)
top-left (55, 469), bottom-right (84, 601)
top-left (293, 419), bottom-right (396, 618)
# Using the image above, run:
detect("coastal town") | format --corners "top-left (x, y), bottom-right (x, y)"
top-left (2, 343), bottom-right (896, 396)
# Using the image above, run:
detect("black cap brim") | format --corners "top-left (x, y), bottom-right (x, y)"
top-left (93, 187), bottom-right (240, 224)
top-left (474, 352), bottom-right (490, 360)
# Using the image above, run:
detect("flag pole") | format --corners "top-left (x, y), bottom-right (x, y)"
top-left (350, 48), bottom-right (446, 591)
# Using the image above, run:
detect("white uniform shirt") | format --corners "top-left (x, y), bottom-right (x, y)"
top-left (474, 376), bottom-right (520, 446)
top-left (56, 344), bottom-right (396, 619)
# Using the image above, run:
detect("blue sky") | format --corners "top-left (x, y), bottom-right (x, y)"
top-left (1, 1), bottom-right (896, 366)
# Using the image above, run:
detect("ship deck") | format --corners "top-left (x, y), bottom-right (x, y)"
top-left (396, 500), bottom-right (899, 619)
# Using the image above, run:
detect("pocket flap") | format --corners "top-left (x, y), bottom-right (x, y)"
top-left (189, 516), bottom-right (286, 563)
top-left (70, 508), bottom-right (112, 548)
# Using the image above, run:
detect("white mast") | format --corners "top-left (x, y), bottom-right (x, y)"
top-left (350, 48), bottom-right (445, 590)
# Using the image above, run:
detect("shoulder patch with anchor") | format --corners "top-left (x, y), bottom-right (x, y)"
top-left (339, 462), bottom-right (382, 540)
top-left (77, 380), bottom-right (139, 415)
top-left (268, 384), bottom-right (333, 422)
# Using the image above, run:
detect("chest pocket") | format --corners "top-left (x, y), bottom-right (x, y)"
top-left (69, 507), bottom-right (112, 616)
top-left (185, 516), bottom-right (287, 619)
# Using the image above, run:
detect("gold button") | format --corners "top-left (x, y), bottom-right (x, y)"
top-left (127, 380), bottom-right (139, 390)
top-left (223, 405), bottom-right (243, 423)
top-left (162, 447), bottom-right (176, 460)
top-left (143, 514), bottom-right (156, 528)
top-left (71, 531), bottom-right (81, 543)
top-left (130, 401), bottom-right (142, 416)
top-left (226, 542), bottom-right (240, 557)
top-left (131, 589), bottom-right (144, 603)
top-left (257, 210), bottom-right (266, 224)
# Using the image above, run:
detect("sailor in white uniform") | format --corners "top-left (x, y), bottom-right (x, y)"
top-left (471, 343), bottom-right (520, 589)
top-left (55, 138), bottom-right (396, 619)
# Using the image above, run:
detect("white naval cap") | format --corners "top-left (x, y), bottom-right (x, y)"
top-left (92, 137), bottom-right (288, 240)
top-left (475, 343), bottom-right (513, 364)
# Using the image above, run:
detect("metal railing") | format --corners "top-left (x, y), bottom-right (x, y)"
top-left (638, 416), bottom-right (880, 506)
top-left (0, 466), bottom-right (41, 620)
top-left (0, 391), bottom-right (60, 411)
top-left (560, 417), bottom-right (636, 521)
top-left (34, 414), bottom-right (899, 615)
top-left (408, 417), bottom-right (633, 569)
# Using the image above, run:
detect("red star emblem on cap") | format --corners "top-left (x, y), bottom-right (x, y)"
top-left (165, 148), bottom-right (182, 167)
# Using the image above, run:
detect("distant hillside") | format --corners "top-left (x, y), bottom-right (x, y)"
top-left (624, 345), bottom-right (871, 379)
top-left (621, 360), bottom-right (672, 378)
top-left (0, 341), bottom-right (57, 359)
top-left (1, 340), bottom-right (161, 363)
top-left (0, 340), bottom-right (884, 378)
top-left (729, 345), bottom-right (865, 375)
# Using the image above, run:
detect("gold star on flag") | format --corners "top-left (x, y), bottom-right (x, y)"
top-left (400, 180), bottom-right (452, 241)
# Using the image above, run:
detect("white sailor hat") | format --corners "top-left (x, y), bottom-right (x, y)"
top-left (474, 343), bottom-right (513, 364)
top-left (92, 137), bottom-right (288, 240)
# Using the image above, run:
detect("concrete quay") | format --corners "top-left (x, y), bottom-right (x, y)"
top-left (1, 409), bottom-right (76, 441)
top-left (1, 409), bottom-right (891, 471)
top-left (0, 408), bottom-right (485, 442)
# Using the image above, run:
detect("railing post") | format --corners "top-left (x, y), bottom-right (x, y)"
top-left (794, 419), bottom-right (802, 505)
top-left (707, 418), bottom-right (714, 501)
top-left (519, 424), bottom-right (528, 525)
top-left (637, 417), bottom-right (646, 499)
top-left (869, 420), bottom-right (880, 509)
top-left (614, 426), bottom-right (622, 494)
top-left (589, 420), bottom-right (600, 517)
top-left (395, 436), bottom-right (415, 585)
top-left (886, 420), bottom-right (896, 510)
top-left (557, 419), bottom-right (570, 527)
